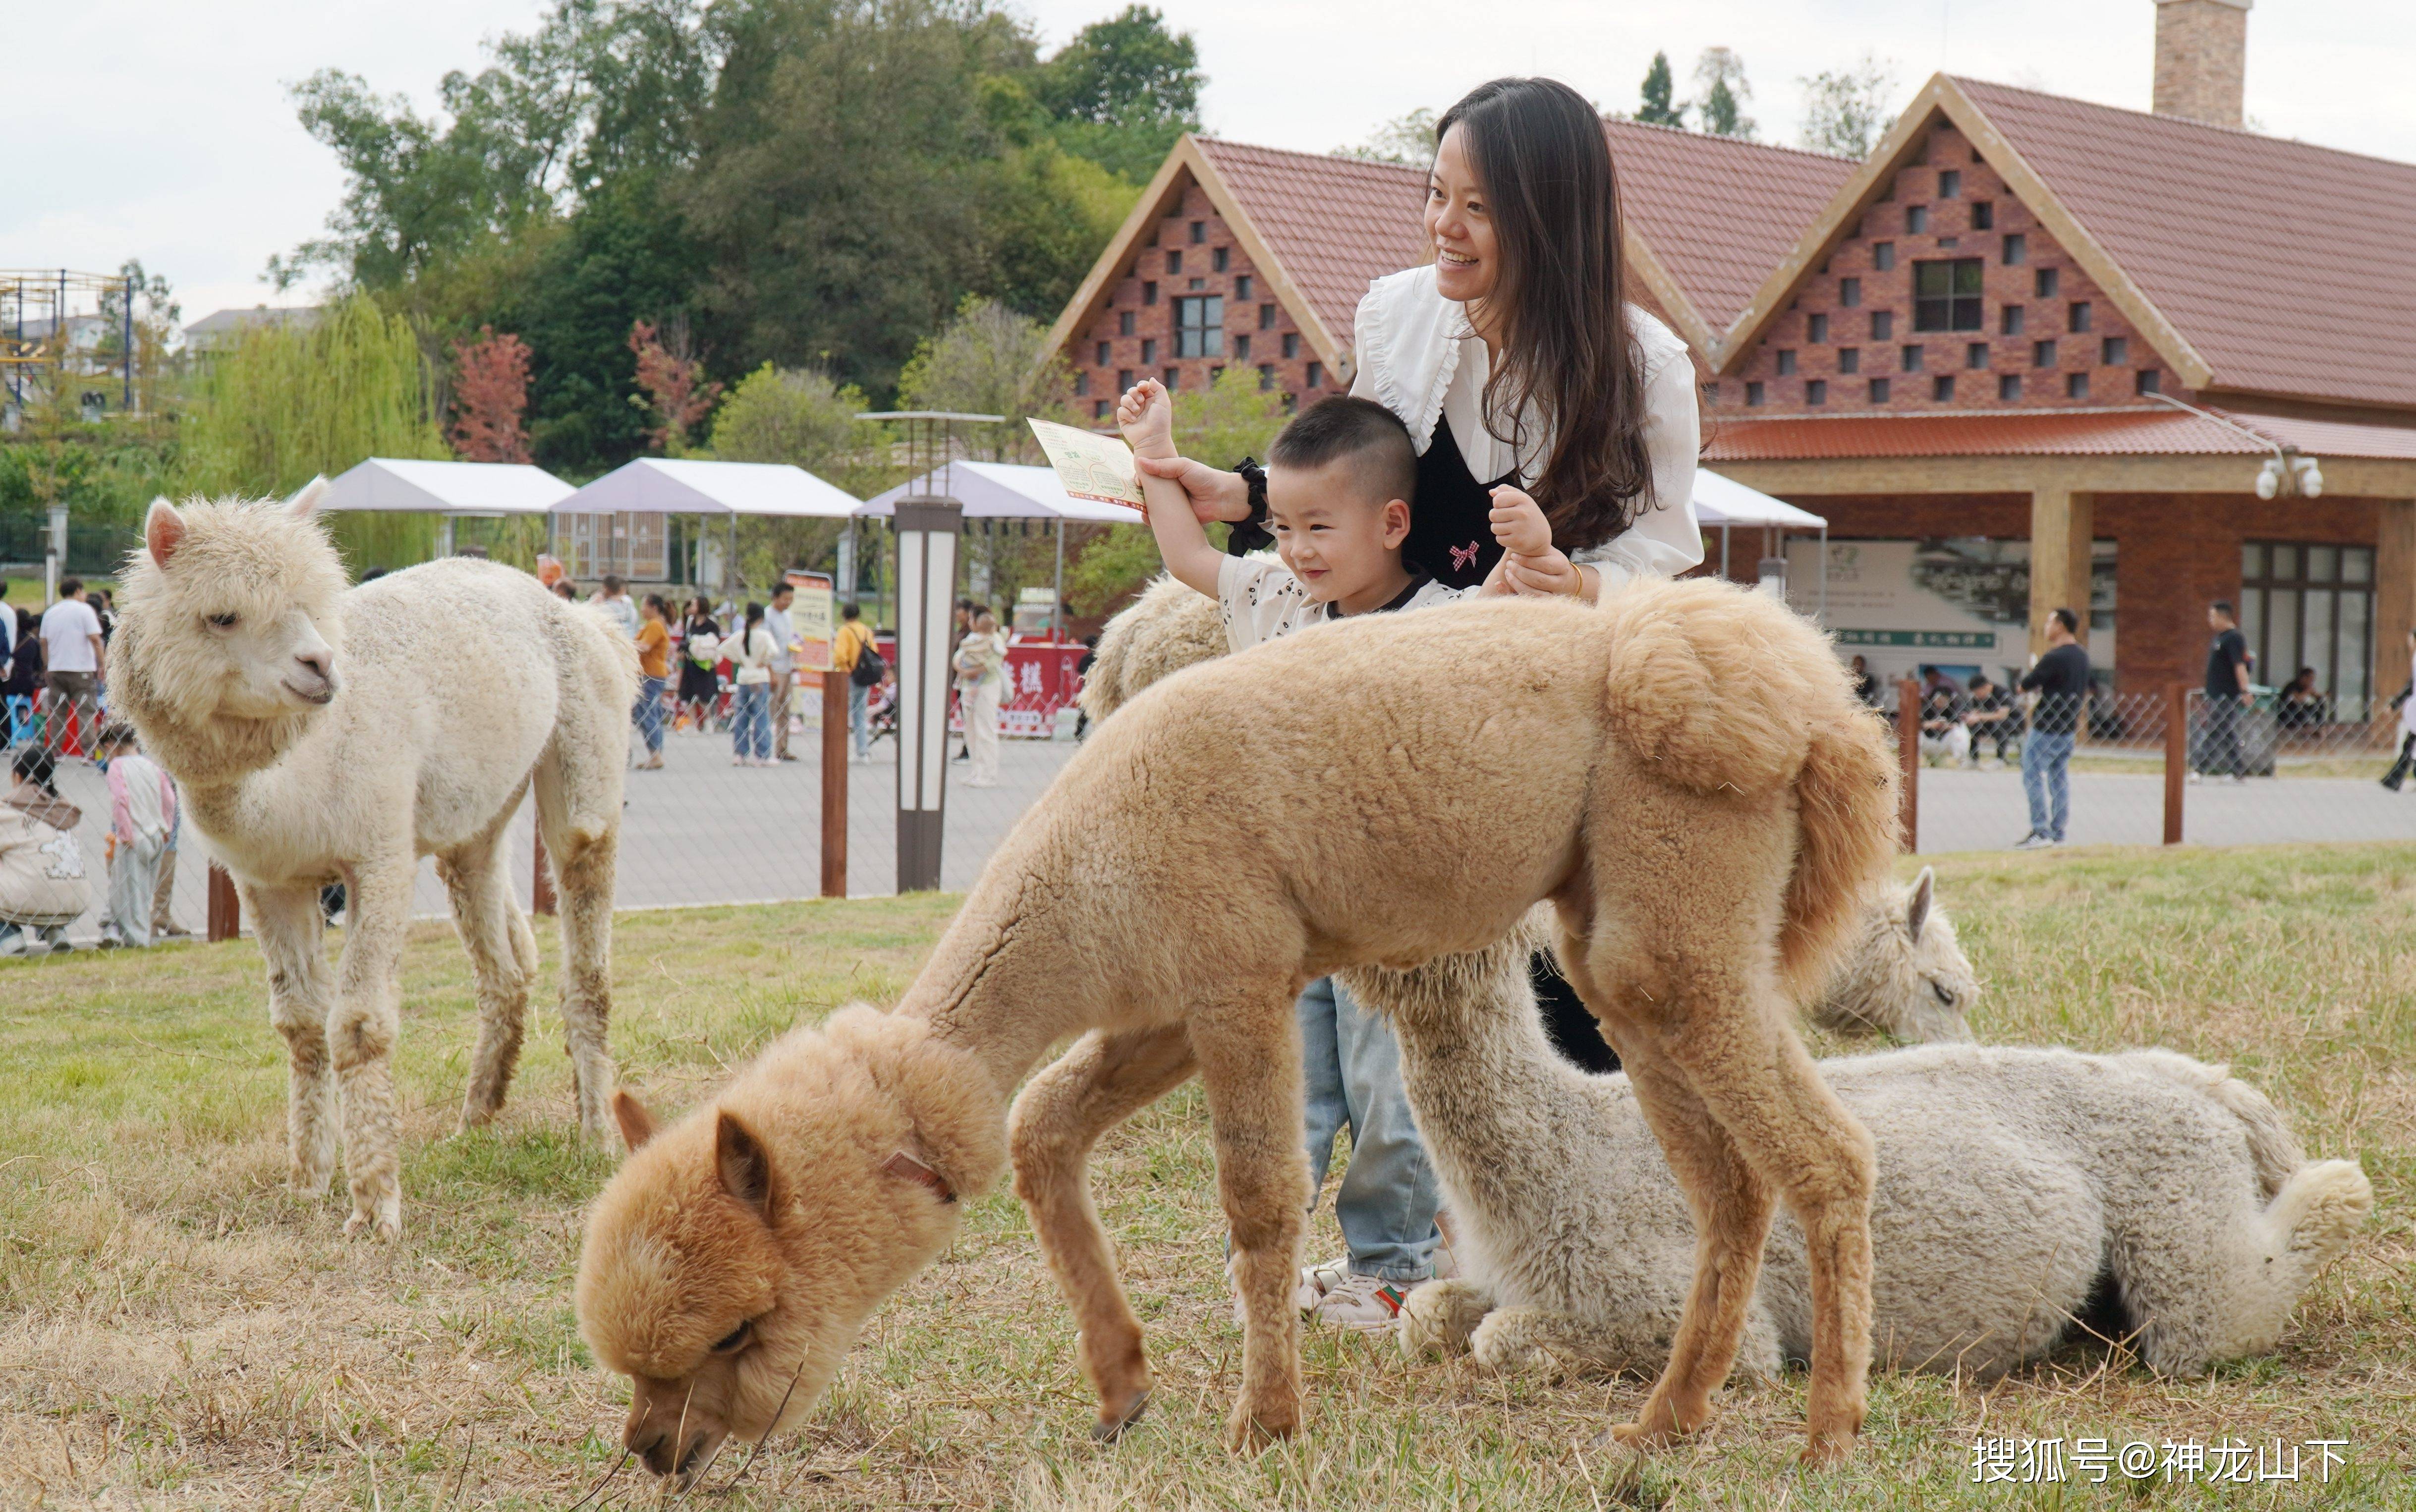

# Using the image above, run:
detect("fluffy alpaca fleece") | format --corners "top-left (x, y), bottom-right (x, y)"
top-left (1350, 935), bottom-right (2371, 1384)
top-left (1081, 575), bottom-right (1976, 1045)
top-left (578, 578), bottom-right (1901, 1474)
top-left (112, 490), bottom-right (637, 1239)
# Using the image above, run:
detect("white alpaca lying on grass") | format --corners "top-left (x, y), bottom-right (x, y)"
top-left (1362, 938), bottom-right (2372, 1382)
top-left (112, 488), bottom-right (638, 1239)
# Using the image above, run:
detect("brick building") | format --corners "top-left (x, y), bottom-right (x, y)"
top-left (1044, 0), bottom-right (2416, 712)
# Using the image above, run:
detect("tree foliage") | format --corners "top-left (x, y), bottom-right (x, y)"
top-left (449, 327), bottom-right (534, 462)
top-left (1026, 4), bottom-right (1201, 181)
top-left (895, 296), bottom-right (1075, 462)
top-left (1798, 54), bottom-right (1898, 159)
top-left (1636, 52), bottom-right (1684, 127)
top-left (1338, 108), bottom-right (1438, 166)
top-left (627, 317), bottom-right (721, 453)
top-left (1693, 48), bottom-right (1757, 140)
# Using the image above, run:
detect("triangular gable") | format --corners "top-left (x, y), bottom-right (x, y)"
top-left (1712, 74), bottom-right (2209, 388)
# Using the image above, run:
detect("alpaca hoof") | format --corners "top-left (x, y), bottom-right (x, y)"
top-left (1224, 1401), bottom-right (1298, 1453)
top-left (287, 1166), bottom-right (332, 1198)
top-left (343, 1200), bottom-right (401, 1242)
top-left (1091, 1389), bottom-right (1150, 1443)
top-left (1468, 1314), bottom-right (1541, 1375)
top-left (1597, 1419), bottom-right (1681, 1453)
top-left (1799, 1432), bottom-right (1857, 1468)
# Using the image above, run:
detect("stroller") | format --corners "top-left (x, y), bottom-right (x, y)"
top-left (862, 676), bottom-right (900, 750)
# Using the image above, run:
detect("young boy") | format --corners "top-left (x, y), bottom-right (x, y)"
top-left (95, 724), bottom-right (177, 948)
top-left (1119, 377), bottom-right (1579, 1329)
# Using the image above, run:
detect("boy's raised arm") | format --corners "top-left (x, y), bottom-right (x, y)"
top-left (1118, 380), bottom-right (1225, 599)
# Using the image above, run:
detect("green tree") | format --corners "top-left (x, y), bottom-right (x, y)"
top-left (1693, 48), bottom-right (1757, 139)
top-left (1798, 54), bottom-right (1898, 158)
top-left (1338, 107), bottom-right (1438, 166)
top-left (1030, 4), bottom-right (1202, 182)
top-left (1636, 52), bottom-right (1685, 127)
top-left (895, 296), bottom-right (1076, 462)
top-left (1062, 366), bottom-right (1276, 616)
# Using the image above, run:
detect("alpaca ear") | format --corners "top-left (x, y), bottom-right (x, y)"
top-left (1904, 866), bottom-right (1935, 941)
top-left (145, 499), bottom-right (187, 569)
top-left (611, 1088), bottom-right (657, 1153)
top-left (288, 475), bottom-right (330, 520)
top-left (715, 1110), bottom-right (779, 1218)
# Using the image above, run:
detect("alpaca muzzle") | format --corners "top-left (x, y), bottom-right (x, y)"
top-left (624, 1390), bottom-right (728, 1483)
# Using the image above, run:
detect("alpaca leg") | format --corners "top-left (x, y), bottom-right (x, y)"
top-left (1008, 1024), bottom-right (1197, 1440)
top-left (1470, 1297), bottom-right (1782, 1383)
top-left (1190, 988), bottom-right (1312, 1451)
top-left (438, 821), bottom-right (532, 1129)
top-left (329, 858), bottom-right (415, 1241)
top-left (1400, 1278), bottom-right (1496, 1360)
top-left (533, 754), bottom-right (620, 1144)
top-left (249, 881), bottom-right (337, 1197)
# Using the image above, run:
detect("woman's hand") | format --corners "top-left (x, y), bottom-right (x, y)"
top-left (1501, 552), bottom-right (1587, 599)
top-left (1132, 454), bottom-right (1253, 525)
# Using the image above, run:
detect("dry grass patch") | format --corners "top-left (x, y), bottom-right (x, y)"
top-left (0, 849), bottom-right (2407, 1508)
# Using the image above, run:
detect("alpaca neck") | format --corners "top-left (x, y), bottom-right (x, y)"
top-left (891, 871), bottom-right (1099, 1102)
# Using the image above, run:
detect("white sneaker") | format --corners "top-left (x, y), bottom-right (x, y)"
top-left (2187, 771), bottom-right (2204, 784)
top-left (1308, 1273), bottom-right (1415, 1334)
top-left (2013, 831), bottom-right (2054, 851)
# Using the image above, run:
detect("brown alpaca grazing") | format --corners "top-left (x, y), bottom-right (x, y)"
top-left (577, 580), bottom-right (1898, 1479)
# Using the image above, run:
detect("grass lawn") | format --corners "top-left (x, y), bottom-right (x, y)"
top-left (0, 845), bottom-right (2408, 1509)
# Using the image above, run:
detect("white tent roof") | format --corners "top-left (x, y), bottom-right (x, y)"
top-left (312, 458), bottom-right (574, 515)
top-left (859, 461), bottom-right (1139, 523)
top-left (556, 457), bottom-right (862, 518)
top-left (1694, 469), bottom-right (1826, 530)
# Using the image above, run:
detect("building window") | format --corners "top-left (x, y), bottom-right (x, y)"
top-left (1839, 277), bottom-right (1862, 307)
top-left (1869, 309), bottom-right (1893, 340)
top-left (2032, 339), bottom-right (2056, 368)
top-left (1174, 295), bottom-right (1225, 358)
top-left (1118, 368), bottom-right (1133, 391)
top-left (1188, 278), bottom-right (1205, 291)
top-left (1305, 361), bottom-right (1323, 389)
top-left (1703, 382), bottom-right (1721, 403)
top-left (1998, 373), bottom-right (2022, 401)
top-left (1901, 344), bottom-right (1923, 372)
top-left (1142, 281), bottom-right (1157, 305)
top-left (1234, 333), bottom-right (1250, 361)
top-left (1938, 169), bottom-right (1962, 198)
top-left (1868, 377), bottom-right (1891, 403)
top-left (1938, 236), bottom-right (1960, 250)
top-left (1282, 332), bottom-right (1299, 359)
top-left (1259, 303), bottom-right (1277, 330)
top-left (1838, 347), bottom-right (1860, 374)
top-left (1164, 367), bottom-right (1180, 389)
top-left (1210, 366), bottom-right (1223, 384)
top-left (1213, 246), bottom-right (1230, 273)
top-left (1966, 342), bottom-right (1989, 369)
top-left (1120, 310), bottom-right (1135, 336)
top-left (1931, 375), bottom-right (1956, 402)
top-left (1808, 313), bottom-right (1828, 343)
top-left (2034, 267), bottom-right (2060, 298)
top-left (1258, 364), bottom-right (1275, 391)
top-left (1805, 379), bottom-right (1828, 405)
top-left (1776, 350), bottom-right (1797, 376)
top-left (1074, 370), bottom-right (1089, 397)
top-left (1189, 221), bottom-right (1205, 244)
top-left (2068, 301), bottom-right (2092, 333)
top-left (2136, 368), bottom-right (2161, 395)
top-left (2065, 371), bottom-right (2089, 399)
top-left (1235, 275), bottom-right (1251, 300)
top-left (1906, 207), bottom-right (1929, 234)
top-left (1911, 258), bottom-right (1984, 331)
top-left (2101, 336), bottom-right (2129, 364)
top-left (1746, 380), bottom-right (1766, 406)
top-left (2001, 304), bottom-right (2024, 336)
top-left (2242, 542), bottom-right (2378, 719)
top-left (2001, 233), bottom-right (2026, 264)
top-left (1096, 341), bottom-right (1110, 366)
top-left (1140, 338), bottom-right (1157, 364)
top-left (1970, 200), bottom-right (1993, 230)
top-left (1871, 242), bottom-right (1896, 271)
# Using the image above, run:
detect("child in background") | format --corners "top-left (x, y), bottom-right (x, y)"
top-left (95, 724), bottom-right (177, 948)
top-left (1120, 376), bottom-right (1577, 1330)
top-left (0, 744), bottom-right (89, 956)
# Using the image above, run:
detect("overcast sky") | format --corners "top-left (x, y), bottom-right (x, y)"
top-left (4, 0), bottom-right (2408, 326)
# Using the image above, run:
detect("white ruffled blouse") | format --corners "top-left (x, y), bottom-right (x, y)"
top-left (1349, 264), bottom-right (1704, 590)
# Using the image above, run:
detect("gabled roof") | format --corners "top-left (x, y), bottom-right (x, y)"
top-left (557, 458), bottom-right (860, 517)
top-left (323, 457), bottom-right (572, 514)
top-left (1714, 75), bottom-right (2416, 415)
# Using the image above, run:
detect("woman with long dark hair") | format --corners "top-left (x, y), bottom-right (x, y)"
top-left (1134, 76), bottom-right (1701, 1327)
top-left (677, 594), bottom-right (722, 733)
top-left (727, 601), bottom-right (777, 766)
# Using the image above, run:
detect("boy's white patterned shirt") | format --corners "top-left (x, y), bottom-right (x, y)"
top-left (1216, 554), bottom-right (1468, 654)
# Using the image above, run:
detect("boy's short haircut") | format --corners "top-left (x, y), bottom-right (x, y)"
top-left (1268, 396), bottom-right (1417, 507)
top-left (95, 723), bottom-right (137, 750)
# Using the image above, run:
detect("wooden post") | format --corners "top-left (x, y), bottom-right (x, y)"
top-left (2027, 483), bottom-right (2095, 657)
top-left (2164, 681), bottom-right (2188, 845)
top-left (206, 863), bottom-right (240, 942)
top-left (532, 826), bottom-right (557, 916)
top-left (1896, 677), bottom-right (1921, 853)
top-left (2375, 499), bottom-right (2414, 732)
top-left (821, 669), bottom-right (848, 897)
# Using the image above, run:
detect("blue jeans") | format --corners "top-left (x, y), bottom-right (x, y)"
top-left (634, 675), bottom-right (666, 754)
top-left (1298, 975), bottom-right (1442, 1283)
top-left (2022, 728), bottom-right (2074, 840)
top-left (848, 680), bottom-right (870, 758)
top-left (730, 683), bottom-right (771, 760)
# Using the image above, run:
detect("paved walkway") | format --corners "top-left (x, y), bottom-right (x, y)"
top-left (1910, 766), bottom-right (2416, 853)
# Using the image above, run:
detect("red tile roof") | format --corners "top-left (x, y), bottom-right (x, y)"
top-left (1602, 120), bottom-right (1858, 335)
top-left (1957, 78), bottom-right (2416, 411)
top-left (1193, 139), bottom-right (1427, 353)
top-left (1702, 407), bottom-right (2416, 462)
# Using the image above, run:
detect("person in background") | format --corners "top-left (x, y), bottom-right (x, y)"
top-left (591, 573), bottom-right (639, 638)
top-left (1961, 673), bottom-right (2020, 768)
top-left (2194, 600), bottom-right (2252, 783)
top-left (678, 595), bottom-right (722, 732)
top-left (0, 580), bottom-right (14, 666)
top-left (950, 599), bottom-right (979, 763)
top-left (93, 723), bottom-right (175, 949)
top-left (1849, 653), bottom-right (1880, 708)
top-left (2016, 607), bottom-right (2090, 849)
top-left (726, 602), bottom-right (777, 767)
top-left (3, 607), bottom-right (41, 745)
top-left (633, 594), bottom-right (674, 771)
top-left (1917, 668), bottom-right (1971, 767)
top-left (38, 578), bottom-right (104, 755)
top-left (2381, 627), bottom-right (2416, 793)
top-left (833, 603), bottom-right (879, 763)
top-left (954, 606), bottom-right (1007, 788)
top-left (0, 744), bottom-right (89, 957)
top-left (92, 589), bottom-right (117, 646)
top-left (764, 581), bottom-right (799, 763)
top-left (2275, 667), bottom-right (2326, 731)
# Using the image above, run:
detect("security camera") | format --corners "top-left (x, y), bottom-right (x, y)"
top-left (2292, 457), bottom-right (2323, 499)
top-left (2255, 458), bottom-right (2281, 500)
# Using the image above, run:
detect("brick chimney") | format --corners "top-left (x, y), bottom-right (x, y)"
top-left (2153, 0), bottom-right (2250, 127)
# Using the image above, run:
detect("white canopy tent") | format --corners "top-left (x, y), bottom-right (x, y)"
top-left (550, 458), bottom-right (864, 588)
top-left (313, 457), bottom-right (574, 515)
top-left (860, 462), bottom-right (1140, 636)
top-left (1694, 468), bottom-right (1830, 619)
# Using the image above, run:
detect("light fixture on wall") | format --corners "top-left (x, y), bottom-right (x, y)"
top-left (2149, 392), bottom-right (2321, 501)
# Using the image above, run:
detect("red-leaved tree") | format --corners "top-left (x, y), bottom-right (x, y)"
top-left (628, 317), bottom-right (722, 453)
top-left (448, 327), bottom-right (533, 463)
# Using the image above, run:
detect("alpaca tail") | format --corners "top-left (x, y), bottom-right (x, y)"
top-left (1597, 577), bottom-right (1901, 1001)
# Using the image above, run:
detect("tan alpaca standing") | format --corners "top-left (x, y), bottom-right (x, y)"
top-left (578, 579), bottom-right (1898, 1477)
top-left (112, 490), bottom-right (636, 1239)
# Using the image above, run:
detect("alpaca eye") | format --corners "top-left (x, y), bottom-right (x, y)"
top-left (207, 613), bottom-right (239, 629)
top-left (711, 1320), bottom-right (752, 1353)
top-left (1930, 981), bottom-right (1955, 1006)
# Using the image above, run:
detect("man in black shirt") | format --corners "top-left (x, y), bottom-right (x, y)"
top-left (1962, 674), bottom-right (2021, 765)
top-left (2195, 600), bottom-right (2252, 782)
top-left (2015, 607), bottom-right (2090, 848)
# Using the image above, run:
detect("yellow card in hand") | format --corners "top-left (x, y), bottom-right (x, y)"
top-left (1028, 418), bottom-right (1145, 511)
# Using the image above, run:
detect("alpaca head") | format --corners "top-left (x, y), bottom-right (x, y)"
top-left (575, 1008), bottom-right (1006, 1486)
top-left (111, 484), bottom-right (346, 778)
top-left (1813, 867), bottom-right (1980, 1044)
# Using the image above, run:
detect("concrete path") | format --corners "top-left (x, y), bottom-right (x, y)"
top-left (1910, 766), bottom-right (2416, 853)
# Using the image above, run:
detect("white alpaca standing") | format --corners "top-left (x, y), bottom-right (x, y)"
top-left (112, 489), bottom-right (638, 1239)
top-left (1362, 939), bottom-right (2371, 1381)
